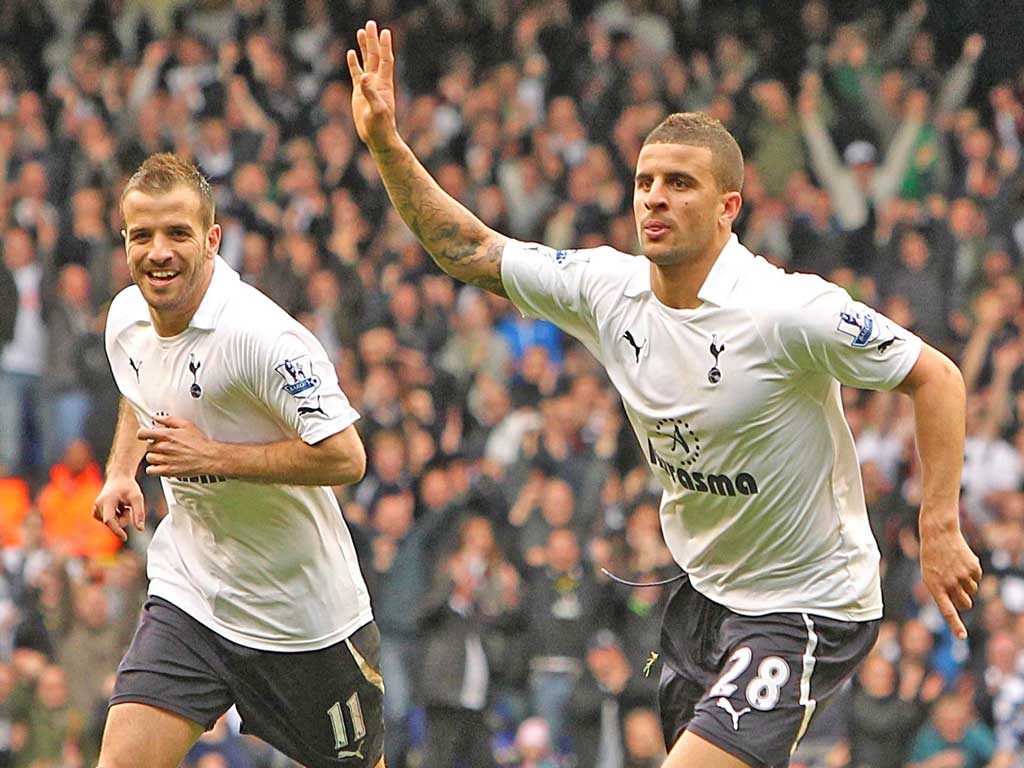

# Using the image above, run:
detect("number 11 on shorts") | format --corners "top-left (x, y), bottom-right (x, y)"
top-left (327, 693), bottom-right (366, 752)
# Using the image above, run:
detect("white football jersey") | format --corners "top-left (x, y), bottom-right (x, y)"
top-left (105, 257), bottom-right (372, 650)
top-left (501, 236), bottom-right (923, 621)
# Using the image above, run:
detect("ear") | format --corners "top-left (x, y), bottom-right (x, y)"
top-left (721, 191), bottom-right (743, 226)
top-left (206, 223), bottom-right (222, 259)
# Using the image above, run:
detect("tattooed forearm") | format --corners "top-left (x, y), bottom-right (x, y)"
top-left (372, 140), bottom-right (508, 296)
top-left (467, 240), bottom-right (508, 297)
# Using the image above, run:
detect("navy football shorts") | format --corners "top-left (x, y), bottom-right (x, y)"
top-left (111, 597), bottom-right (384, 767)
top-left (658, 577), bottom-right (878, 767)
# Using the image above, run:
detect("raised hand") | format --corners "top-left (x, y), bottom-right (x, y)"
top-left (347, 21), bottom-right (398, 152)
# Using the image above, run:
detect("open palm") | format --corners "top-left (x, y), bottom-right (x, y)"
top-left (347, 21), bottom-right (397, 150)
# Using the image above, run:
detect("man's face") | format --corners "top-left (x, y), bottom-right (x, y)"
top-left (633, 142), bottom-right (737, 266)
top-left (1, 229), bottom-right (34, 270)
top-left (123, 185), bottom-right (219, 323)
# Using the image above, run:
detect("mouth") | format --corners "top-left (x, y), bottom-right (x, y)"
top-left (145, 269), bottom-right (181, 288)
top-left (642, 221), bottom-right (670, 239)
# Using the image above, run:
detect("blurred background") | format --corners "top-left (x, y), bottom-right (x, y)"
top-left (1, 0), bottom-right (1024, 766)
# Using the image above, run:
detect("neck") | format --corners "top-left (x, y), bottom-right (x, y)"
top-left (150, 265), bottom-right (214, 337)
top-left (649, 230), bottom-right (731, 310)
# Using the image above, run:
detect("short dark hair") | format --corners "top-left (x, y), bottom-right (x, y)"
top-left (643, 112), bottom-right (744, 193)
top-left (120, 153), bottom-right (215, 229)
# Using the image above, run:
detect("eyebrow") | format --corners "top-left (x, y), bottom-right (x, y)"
top-left (126, 222), bottom-right (195, 237)
top-left (635, 171), bottom-right (701, 186)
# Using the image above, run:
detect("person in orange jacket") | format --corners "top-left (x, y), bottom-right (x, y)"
top-left (0, 475), bottom-right (31, 546)
top-left (37, 439), bottom-right (121, 560)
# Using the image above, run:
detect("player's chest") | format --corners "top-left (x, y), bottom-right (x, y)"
top-left (116, 332), bottom-right (237, 421)
top-left (600, 305), bottom-right (785, 431)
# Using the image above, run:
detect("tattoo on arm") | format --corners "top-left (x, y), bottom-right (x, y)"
top-left (374, 143), bottom-right (508, 298)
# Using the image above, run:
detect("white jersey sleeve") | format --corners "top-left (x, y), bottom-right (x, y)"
top-left (773, 276), bottom-right (922, 391)
top-left (241, 325), bottom-right (359, 445)
top-left (499, 240), bottom-right (601, 353)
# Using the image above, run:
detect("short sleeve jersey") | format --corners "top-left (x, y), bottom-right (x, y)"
top-left (105, 257), bottom-right (372, 650)
top-left (501, 236), bottom-right (923, 620)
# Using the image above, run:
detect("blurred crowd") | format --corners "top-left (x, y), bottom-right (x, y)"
top-left (2, 0), bottom-right (1024, 766)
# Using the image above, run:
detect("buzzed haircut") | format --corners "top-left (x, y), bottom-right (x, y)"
top-left (643, 112), bottom-right (745, 193)
top-left (120, 153), bottom-right (215, 229)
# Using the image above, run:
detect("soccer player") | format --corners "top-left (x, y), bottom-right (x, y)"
top-left (347, 21), bottom-right (982, 768)
top-left (92, 154), bottom-right (385, 768)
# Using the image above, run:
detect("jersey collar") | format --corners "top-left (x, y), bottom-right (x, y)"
top-left (187, 256), bottom-right (240, 330)
top-left (623, 234), bottom-right (747, 306)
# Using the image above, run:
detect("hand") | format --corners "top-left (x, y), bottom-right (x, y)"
top-left (996, 146), bottom-right (1020, 176)
top-left (347, 21), bottom-right (398, 152)
top-left (920, 670), bottom-right (945, 703)
top-left (897, 661), bottom-right (925, 701)
top-left (141, 40), bottom-right (170, 69)
top-left (919, 521), bottom-right (982, 639)
top-left (963, 33), bottom-right (985, 62)
top-left (797, 84), bottom-right (819, 118)
top-left (906, 89), bottom-right (930, 121)
top-left (93, 475), bottom-right (145, 542)
top-left (973, 291), bottom-right (1005, 330)
top-left (992, 340), bottom-right (1022, 375)
top-left (137, 415), bottom-right (222, 478)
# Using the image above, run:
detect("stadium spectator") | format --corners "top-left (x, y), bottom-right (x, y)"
top-left (0, 227), bottom-right (47, 480)
top-left (418, 519), bottom-right (523, 768)
top-left (0, 478), bottom-right (30, 547)
top-left (36, 440), bottom-right (119, 560)
top-left (511, 716), bottom-right (560, 768)
top-left (359, 487), bottom-right (455, 768)
top-left (0, 661), bottom-right (13, 768)
top-left (622, 707), bottom-right (668, 768)
top-left (10, 663), bottom-right (83, 768)
top-left (845, 652), bottom-right (942, 768)
top-left (569, 629), bottom-right (651, 768)
top-left (906, 693), bottom-right (998, 768)
top-left (524, 527), bottom-right (611, 754)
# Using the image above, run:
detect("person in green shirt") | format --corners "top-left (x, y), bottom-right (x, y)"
top-left (908, 692), bottom-right (997, 768)
top-left (12, 664), bottom-right (82, 768)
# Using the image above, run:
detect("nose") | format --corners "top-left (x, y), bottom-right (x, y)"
top-left (642, 179), bottom-right (668, 211)
top-left (149, 232), bottom-right (175, 261)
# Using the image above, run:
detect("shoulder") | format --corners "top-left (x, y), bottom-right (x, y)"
top-left (505, 240), bottom-right (639, 276)
top-left (217, 281), bottom-right (323, 368)
top-left (732, 257), bottom-right (850, 325)
top-left (219, 280), bottom-right (305, 339)
top-left (105, 285), bottom-right (148, 340)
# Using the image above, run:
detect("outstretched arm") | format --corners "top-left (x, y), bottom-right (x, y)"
top-left (347, 21), bottom-right (508, 297)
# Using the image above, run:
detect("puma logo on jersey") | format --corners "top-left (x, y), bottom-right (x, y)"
top-left (623, 330), bottom-right (646, 363)
top-left (878, 335), bottom-right (901, 353)
top-left (336, 745), bottom-right (364, 760)
top-left (297, 397), bottom-right (328, 417)
top-left (716, 697), bottom-right (751, 730)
